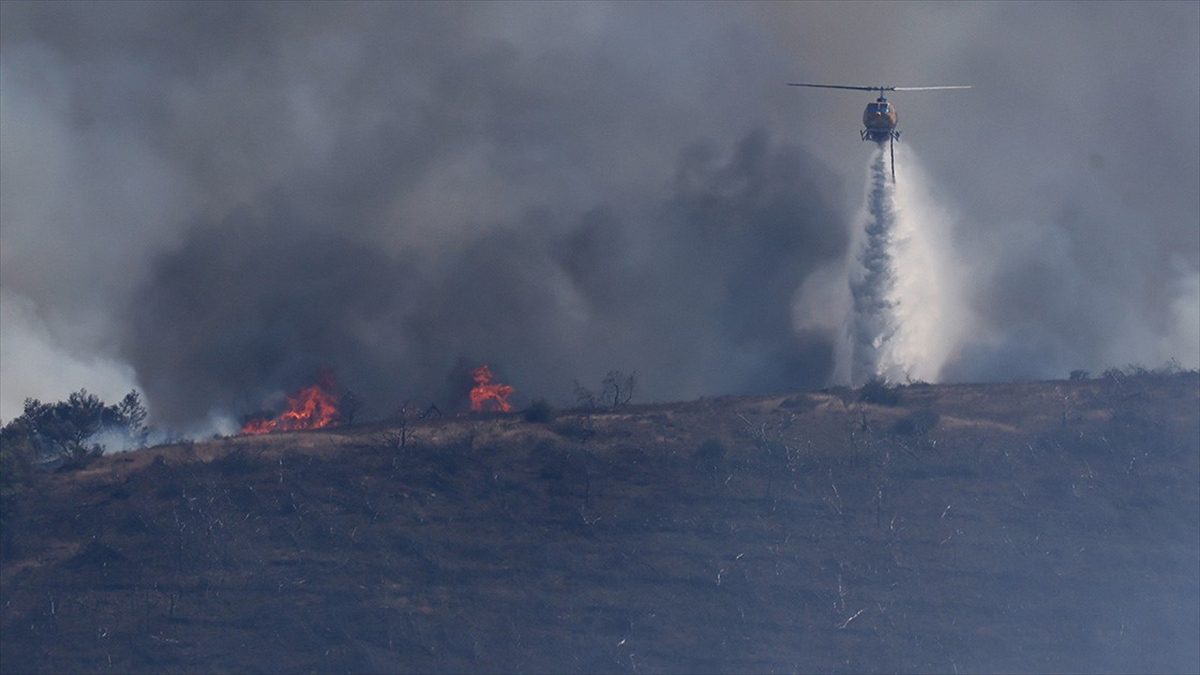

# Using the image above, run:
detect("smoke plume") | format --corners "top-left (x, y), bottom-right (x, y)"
top-left (2, 3), bottom-right (1197, 425)
top-left (119, 129), bottom-right (847, 426)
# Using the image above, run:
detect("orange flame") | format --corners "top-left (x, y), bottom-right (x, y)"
top-left (469, 364), bottom-right (514, 412)
top-left (242, 381), bottom-right (340, 435)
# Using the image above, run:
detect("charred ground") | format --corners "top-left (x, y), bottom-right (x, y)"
top-left (2, 374), bottom-right (1198, 673)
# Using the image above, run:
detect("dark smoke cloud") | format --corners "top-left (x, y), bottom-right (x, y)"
top-left (127, 128), bottom-right (846, 424)
top-left (2, 2), bottom-right (847, 424)
top-left (2, 2), bottom-right (1197, 423)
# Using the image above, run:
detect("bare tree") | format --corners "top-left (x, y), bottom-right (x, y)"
top-left (601, 370), bottom-right (637, 407)
top-left (394, 401), bottom-right (411, 449)
top-left (573, 380), bottom-right (598, 409)
top-left (340, 389), bottom-right (364, 426)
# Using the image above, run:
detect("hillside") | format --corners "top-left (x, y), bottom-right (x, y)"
top-left (2, 374), bottom-right (1198, 674)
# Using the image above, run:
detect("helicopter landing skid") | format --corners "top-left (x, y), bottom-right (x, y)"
top-left (861, 129), bottom-right (900, 143)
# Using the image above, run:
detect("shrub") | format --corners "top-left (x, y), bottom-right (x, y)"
top-left (778, 395), bottom-right (818, 412)
top-left (377, 430), bottom-right (407, 452)
top-left (523, 399), bottom-right (556, 423)
top-left (601, 370), bottom-right (637, 407)
top-left (572, 381), bottom-right (598, 409)
top-left (859, 377), bottom-right (901, 406)
top-left (215, 448), bottom-right (258, 476)
top-left (574, 370), bottom-right (638, 409)
top-left (0, 427), bottom-right (36, 493)
top-left (340, 389), bottom-right (364, 426)
top-left (693, 438), bottom-right (726, 472)
top-left (1, 389), bottom-right (149, 466)
top-left (57, 441), bottom-right (104, 471)
top-left (891, 409), bottom-right (940, 436)
top-left (552, 418), bottom-right (594, 442)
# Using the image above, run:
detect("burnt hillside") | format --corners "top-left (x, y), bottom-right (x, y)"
top-left (2, 374), bottom-right (1198, 674)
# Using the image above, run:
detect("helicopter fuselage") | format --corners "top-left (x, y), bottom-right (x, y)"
top-left (861, 97), bottom-right (899, 144)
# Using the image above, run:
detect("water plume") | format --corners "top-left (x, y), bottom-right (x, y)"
top-left (848, 148), bottom-right (898, 384)
top-left (846, 144), bottom-right (971, 385)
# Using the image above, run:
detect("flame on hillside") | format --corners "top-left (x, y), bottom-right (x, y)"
top-left (241, 379), bottom-right (340, 435)
top-left (470, 365), bottom-right (514, 412)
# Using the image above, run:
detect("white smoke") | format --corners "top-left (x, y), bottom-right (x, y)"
top-left (879, 144), bottom-right (974, 380)
top-left (0, 288), bottom-right (141, 423)
top-left (1163, 268), bottom-right (1200, 369)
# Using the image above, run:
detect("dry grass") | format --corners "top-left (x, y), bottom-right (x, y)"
top-left (2, 373), bottom-right (1197, 674)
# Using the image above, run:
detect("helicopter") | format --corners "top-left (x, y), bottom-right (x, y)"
top-left (787, 83), bottom-right (971, 182)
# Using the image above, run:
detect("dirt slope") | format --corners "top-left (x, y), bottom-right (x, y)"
top-left (2, 374), bottom-right (1198, 673)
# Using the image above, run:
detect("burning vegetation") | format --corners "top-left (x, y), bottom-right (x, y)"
top-left (241, 380), bottom-right (340, 435)
top-left (239, 364), bottom-right (514, 435)
top-left (469, 365), bottom-right (514, 413)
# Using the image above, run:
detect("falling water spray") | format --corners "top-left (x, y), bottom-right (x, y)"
top-left (849, 147), bottom-right (899, 384)
top-left (842, 144), bottom-right (970, 386)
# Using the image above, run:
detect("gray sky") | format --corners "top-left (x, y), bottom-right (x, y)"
top-left (2, 1), bottom-right (1197, 425)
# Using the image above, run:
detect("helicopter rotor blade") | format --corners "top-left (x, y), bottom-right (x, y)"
top-left (788, 83), bottom-right (971, 93)
top-left (890, 85), bottom-right (972, 91)
top-left (786, 83), bottom-right (883, 92)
